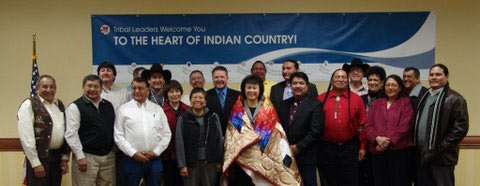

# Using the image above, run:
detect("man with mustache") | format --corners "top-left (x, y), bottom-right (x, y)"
top-left (270, 59), bottom-right (318, 118)
top-left (114, 77), bottom-right (171, 186)
top-left (17, 75), bottom-right (70, 186)
top-left (276, 72), bottom-right (324, 186)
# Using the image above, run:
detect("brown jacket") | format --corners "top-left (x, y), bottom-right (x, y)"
top-left (414, 85), bottom-right (469, 166)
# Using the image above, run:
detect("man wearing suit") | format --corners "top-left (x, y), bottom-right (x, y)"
top-left (403, 67), bottom-right (428, 111)
top-left (277, 72), bottom-right (324, 186)
top-left (206, 65), bottom-right (240, 134)
top-left (270, 59), bottom-right (318, 113)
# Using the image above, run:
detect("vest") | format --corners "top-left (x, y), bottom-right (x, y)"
top-left (73, 96), bottom-right (115, 156)
top-left (182, 110), bottom-right (220, 167)
top-left (29, 96), bottom-right (67, 159)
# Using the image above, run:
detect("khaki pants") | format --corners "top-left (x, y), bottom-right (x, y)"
top-left (72, 151), bottom-right (116, 186)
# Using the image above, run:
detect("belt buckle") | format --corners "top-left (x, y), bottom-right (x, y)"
top-left (337, 142), bottom-right (343, 146)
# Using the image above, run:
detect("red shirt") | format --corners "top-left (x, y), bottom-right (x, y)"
top-left (161, 102), bottom-right (189, 161)
top-left (364, 97), bottom-right (414, 154)
top-left (317, 90), bottom-right (367, 150)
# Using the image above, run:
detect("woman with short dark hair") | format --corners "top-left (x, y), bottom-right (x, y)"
top-left (162, 80), bottom-right (189, 186)
top-left (364, 74), bottom-right (414, 186)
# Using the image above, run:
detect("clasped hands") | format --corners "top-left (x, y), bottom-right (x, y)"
top-left (375, 136), bottom-right (391, 152)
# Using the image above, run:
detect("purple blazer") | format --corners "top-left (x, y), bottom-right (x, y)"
top-left (364, 97), bottom-right (414, 154)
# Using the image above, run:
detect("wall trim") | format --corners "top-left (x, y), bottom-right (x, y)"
top-left (1, 136), bottom-right (480, 151)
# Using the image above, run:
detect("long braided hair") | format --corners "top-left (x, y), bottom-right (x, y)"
top-left (323, 69), bottom-right (352, 122)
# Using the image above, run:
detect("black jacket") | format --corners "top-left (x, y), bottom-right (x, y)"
top-left (270, 81), bottom-right (318, 116)
top-left (206, 88), bottom-right (240, 135)
top-left (277, 95), bottom-right (324, 164)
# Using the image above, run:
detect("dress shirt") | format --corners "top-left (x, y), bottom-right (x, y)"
top-left (215, 87), bottom-right (227, 108)
top-left (283, 82), bottom-right (293, 100)
top-left (263, 79), bottom-right (276, 98)
top-left (18, 97), bottom-right (66, 167)
top-left (65, 96), bottom-right (102, 160)
top-left (317, 90), bottom-right (367, 150)
top-left (351, 84), bottom-right (368, 96)
top-left (101, 84), bottom-right (128, 112)
top-left (114, 100), bottom-right (172, 157)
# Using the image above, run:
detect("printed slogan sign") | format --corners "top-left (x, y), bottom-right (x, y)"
top-left (92, 12), bottom-right (435, 83)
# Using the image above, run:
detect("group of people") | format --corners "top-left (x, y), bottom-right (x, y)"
top-left (17, 58), bottom-right (468, 186)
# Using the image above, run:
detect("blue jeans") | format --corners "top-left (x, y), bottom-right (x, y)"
top-left (123, 156), bottom-right (163, 186)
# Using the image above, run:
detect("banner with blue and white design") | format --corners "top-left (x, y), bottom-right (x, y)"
top-left (92, 12), bottom-right (435, 83)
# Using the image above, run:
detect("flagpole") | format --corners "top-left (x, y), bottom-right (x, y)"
top-left (30, 33), bottom-right (40, 97)
top-left (33, 33), bottom-right (36, 57)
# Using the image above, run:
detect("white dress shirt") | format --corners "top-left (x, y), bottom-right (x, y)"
top-left (64, 97), bottom-right (102, 160)
top-left (17, 97), bottom-right (66, 167)
top-left (101, 84), bottom-right (128, 112)
top-left (114, 99), bottom-right (171, 157)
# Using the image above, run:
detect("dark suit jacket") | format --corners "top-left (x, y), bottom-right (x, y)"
top-left (410, 86), bottom-right (428, 112)
top-left (276, 95), bottom-right (324, 164)
top-left (270, 81), bottom-right (318, 118)
top-left (206, 87), bottom-right (240, 135)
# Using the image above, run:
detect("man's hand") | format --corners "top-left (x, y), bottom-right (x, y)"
top-left (77, 158), bottom-right (88, 173)
top-left (33, 165), bottom-right (46, 178)
top-left (289, 145), bottom-right (299, 155)
top-left (358, 149), bottom-right (366, 161)
top-left (60, 160), bottom-right (69, 174)
top-left (133, 152), bottom-right (149, 164)
top-left (143, 151), bottom-right (156, 161)
top-left (179, 167), bottom-right (188, 177)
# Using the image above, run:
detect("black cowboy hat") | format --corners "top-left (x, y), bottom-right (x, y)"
top-left (141, 63), bottom-right (172, 82)
top-left (342, 58), bottom-right (370, 75)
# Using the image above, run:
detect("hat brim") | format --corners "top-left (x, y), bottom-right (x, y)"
top-left (342, 63), bottom-right (370, 74)
top-left (141, 69), bottom-right (172, 82)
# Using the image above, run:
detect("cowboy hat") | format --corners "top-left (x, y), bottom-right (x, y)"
top-left (342, 58), bottom-right (370, 75)
top-left (141, 63), bottom-right (172, 82)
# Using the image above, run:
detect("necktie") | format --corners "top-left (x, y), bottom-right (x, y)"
top-left (219, 91), bottom-right (225, 108)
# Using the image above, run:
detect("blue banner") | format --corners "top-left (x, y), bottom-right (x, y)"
top-left (92, 12), bottom-right (435, 83)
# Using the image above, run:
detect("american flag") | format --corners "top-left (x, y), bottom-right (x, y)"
top-left (30, 34), bottom-right (39, 97)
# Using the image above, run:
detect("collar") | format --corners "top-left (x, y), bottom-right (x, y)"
top-left (215, 87), bottom-right (227, 95)
top-left (429, 87), bottom-right (444, 95)
top-left (327, 89), bottom-right (349, 99)
top-left (82, 95), bottom-right (102, 105)
top-left (134, 99), bottom-right (148, 108)
top-left (409, 83), bottom-right (424, 97)
top-left (188, 107), bottom-right (209, 117)
top-left (38, 95), bottom-right (57, 105)
top-left (264, 79), bottom-right (275, 85)
top-left (102, 84), bottom-right (115, 93)
top-left (150, 89), bottom-right (162, 96)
